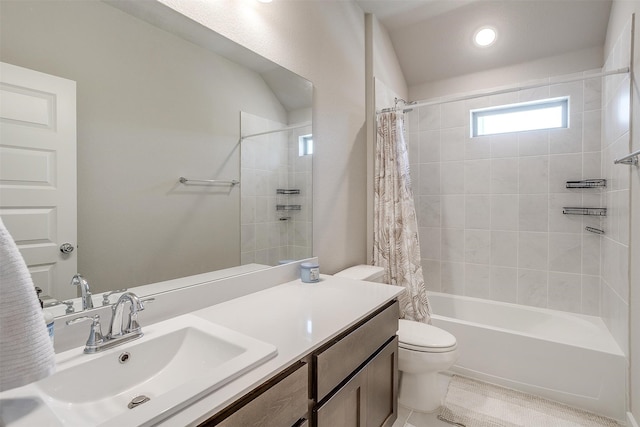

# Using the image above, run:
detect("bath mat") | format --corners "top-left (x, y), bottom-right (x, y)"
top-left (438, 375), bottom-right (620, 427)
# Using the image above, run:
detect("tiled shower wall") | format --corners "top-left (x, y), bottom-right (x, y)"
top-left (600, 17), bottom-right (632, 355)
top-left (406, 71), bottom-right (605, 315)
top-left (240, 112), bottom-right (312, 266)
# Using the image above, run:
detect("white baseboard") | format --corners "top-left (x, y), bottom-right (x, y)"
top-left (628, 411), bottom-right (639, 427)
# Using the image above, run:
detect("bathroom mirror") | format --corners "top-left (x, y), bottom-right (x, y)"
top-left (0, 0), bottom-right (313, 314)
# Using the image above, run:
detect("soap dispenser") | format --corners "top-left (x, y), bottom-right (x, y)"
top-left (35, 287), bottom-right (54, 344)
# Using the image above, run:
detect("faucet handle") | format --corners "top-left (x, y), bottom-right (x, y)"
top-left (62, 300), bottom-right (75, 314)
top-left (66, 315), bottom-right (93, 326)
top-left (140, 297), bottom-right (155, 309)
top-left (66, 315), bottom-right (104, 353)
top-left (126, 297), bottom-right (155, 333)
top-left (102, 289), bottom-right (127, 306)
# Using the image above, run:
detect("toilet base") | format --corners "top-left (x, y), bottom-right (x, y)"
top-left (398, 371), bottom-right (443, 413)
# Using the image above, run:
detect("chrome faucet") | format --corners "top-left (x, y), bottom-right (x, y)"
top-left (70, 274), bottom-right (94, 310)
top-left (66, 291), bottom-right (154, 354)
top-left (108, 292), bottom-right (147, 338)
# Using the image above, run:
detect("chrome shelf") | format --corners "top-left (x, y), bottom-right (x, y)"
top-left (562, 207), bottom-right (607, 216)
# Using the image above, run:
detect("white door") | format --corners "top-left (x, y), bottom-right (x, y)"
top-left (0, 62), bottom-right (77, 301)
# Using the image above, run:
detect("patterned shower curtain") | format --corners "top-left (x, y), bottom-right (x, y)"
top-left (373, 111), bottom-right (431, 323)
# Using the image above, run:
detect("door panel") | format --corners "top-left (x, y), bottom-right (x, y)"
top-left (0, 62), bottom-right (77, 300)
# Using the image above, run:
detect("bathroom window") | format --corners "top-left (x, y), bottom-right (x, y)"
top-left (471, 97), bottom-right (568, 137)
top-left (299, 134), bottom-right (313, 156)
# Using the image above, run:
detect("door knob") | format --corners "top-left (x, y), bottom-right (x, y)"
top-left (60, 243), bottom-right (75, 254)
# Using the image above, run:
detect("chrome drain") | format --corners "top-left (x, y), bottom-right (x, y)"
top-left (128, 395), bottom-right (150, 409)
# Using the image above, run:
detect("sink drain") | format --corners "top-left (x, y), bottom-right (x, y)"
top-left (128, 395), bottom-right (150, 409)
top-left (119, 352), bottom-right (131, 364)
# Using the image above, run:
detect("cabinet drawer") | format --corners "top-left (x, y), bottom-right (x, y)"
top-left (209, 362), bottom-right (309, 427)
top-left (314, 300), bottom-right (399, 401)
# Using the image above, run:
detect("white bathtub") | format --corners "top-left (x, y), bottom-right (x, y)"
top-left (427, 291), bottom-right (626, 421)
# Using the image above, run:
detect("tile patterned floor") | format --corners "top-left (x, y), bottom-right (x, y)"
top-left (392, 405), bottom-right (453, 427)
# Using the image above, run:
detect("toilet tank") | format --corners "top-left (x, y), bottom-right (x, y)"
top-left (334, 265), bottom-right (386, 283)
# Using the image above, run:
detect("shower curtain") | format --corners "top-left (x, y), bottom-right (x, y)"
top-left (374, 111), bottom-right (431, 323)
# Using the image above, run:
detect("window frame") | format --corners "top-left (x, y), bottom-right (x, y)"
top-left (470, 97), bottom-right (569, 138)
top-left (298, 133), bottom-right (313, 156)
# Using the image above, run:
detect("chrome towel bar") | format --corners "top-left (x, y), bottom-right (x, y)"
top-left (614, 148), bottom-right (640, 166)
top-left (179, 177), bottom-right (240, 186)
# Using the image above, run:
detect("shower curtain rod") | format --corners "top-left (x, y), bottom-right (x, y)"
top-left (377, 66), bottom-right (630, 114)
top-left (240, 121), bottom-right (312, 140)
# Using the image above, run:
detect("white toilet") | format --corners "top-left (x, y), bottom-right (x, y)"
top-left (334, 265), bottom-right (459, 413)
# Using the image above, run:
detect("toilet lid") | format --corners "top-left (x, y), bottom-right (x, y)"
top-left (397, 319), bottom-right (457, 351)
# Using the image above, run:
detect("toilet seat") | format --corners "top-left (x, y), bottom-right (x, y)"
top-left (398, 319), bottom-right (457, 353)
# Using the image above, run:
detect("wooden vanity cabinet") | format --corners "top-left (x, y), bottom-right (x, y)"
top-left (199, 361), bottom-right (310, 427)
top-left (312, 301), bottom-right (399, 427)
top-left (198, 299), bottom-right (399, 427)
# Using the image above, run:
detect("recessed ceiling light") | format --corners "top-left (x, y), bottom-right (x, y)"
top-left (474, 26), bottom-right (497, 47)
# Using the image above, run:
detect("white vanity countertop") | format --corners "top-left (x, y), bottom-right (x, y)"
top-left (163, 275), bottom-right (404, 426)
top-left (0, 275), bottom-right (403, 427)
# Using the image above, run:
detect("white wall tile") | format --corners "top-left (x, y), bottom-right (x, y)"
top-left (581, 234), bottom-right (601, 276)
top-left (419, 104), bottom-right (441, 131)
top-left (442, 228), bottom-right (465, 262)
top-left (549, 154), bottom-right (582, 193)
top-left (518, 232), bottom-right (548, 270)
top-left (441, 195), bottom-right (465, 229)
top-left (417, 195), bottom-right (441, 228)
top-left (581, 275), bottom-right (600, 316)
top-left (491, 133), bottom-right (519, 158)
top-left (419, 227), bottom-right (441, 260)
top-left (465, 195), bottom-right (491, 229)
top-left (441, 127), bottom-right (465, 161)
top-left (491, 194), bottom-right (519, 231)
top-left (548, 193), bottom-right (582, 233)
top-left (519, 194), bottom-right (548, 232)
top-left (491, 158), bottom-right (519, 194)
top-left (583, 110), bottom-right (602, 152)
top-left (407, 69), bottom-right (611, 316)
top-left (465, 138), bottom-right (491, 160)
top-left (490, 266), bottom-right (518, 303)
top-left (441, 161), bottom-right (465, 194)
top-left (548, 232), bottom-right (582, 273)
top-left (465, 263), bottom-right (491, 298)
top-left (548, 272), bottom-right (582, 313)
top-left (441, 100), bottom-right (466, 128)
top-left (550, 112), bottom-right (583, 154)
top-left (418, 163), bottom-right (441, 195)
top-left (519, 156), bottom-right (549, 194)
top-left (465, 230), bottom-right (491, 264)
top-left (491, 231), bottom-right (518, 267)
top-left (517, 269), bottom-right (548, 308)
top-left (518, 130), bottom-right (549, 157)
top-left (422, 259), bottom-right (441, 291)
top-left (441, 261), bottom-right (465, 294)
top-left (420, 130), bottom-right (441, 162)
top-left (464, 160), bottom-right (491, 194)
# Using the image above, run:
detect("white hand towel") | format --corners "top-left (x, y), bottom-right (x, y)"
top-left (0, 218), bottom-right (55, 392)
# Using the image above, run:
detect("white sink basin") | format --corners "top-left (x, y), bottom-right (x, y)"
top-left (34, 314), bottom-right (277, 426)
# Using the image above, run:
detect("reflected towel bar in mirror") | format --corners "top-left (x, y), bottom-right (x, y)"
top-left (179, 177), bottom-right (240, 186)
top-left (565, 179), bottom-right (606, 188)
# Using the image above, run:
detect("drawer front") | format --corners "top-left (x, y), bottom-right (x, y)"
top-left (314, 300), bottom-right (399, 401)
top-left (214, 362), bottom-right (309, 427)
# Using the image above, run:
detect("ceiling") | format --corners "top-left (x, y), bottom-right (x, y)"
top-left (356, 0), bottom-right (613, 87)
